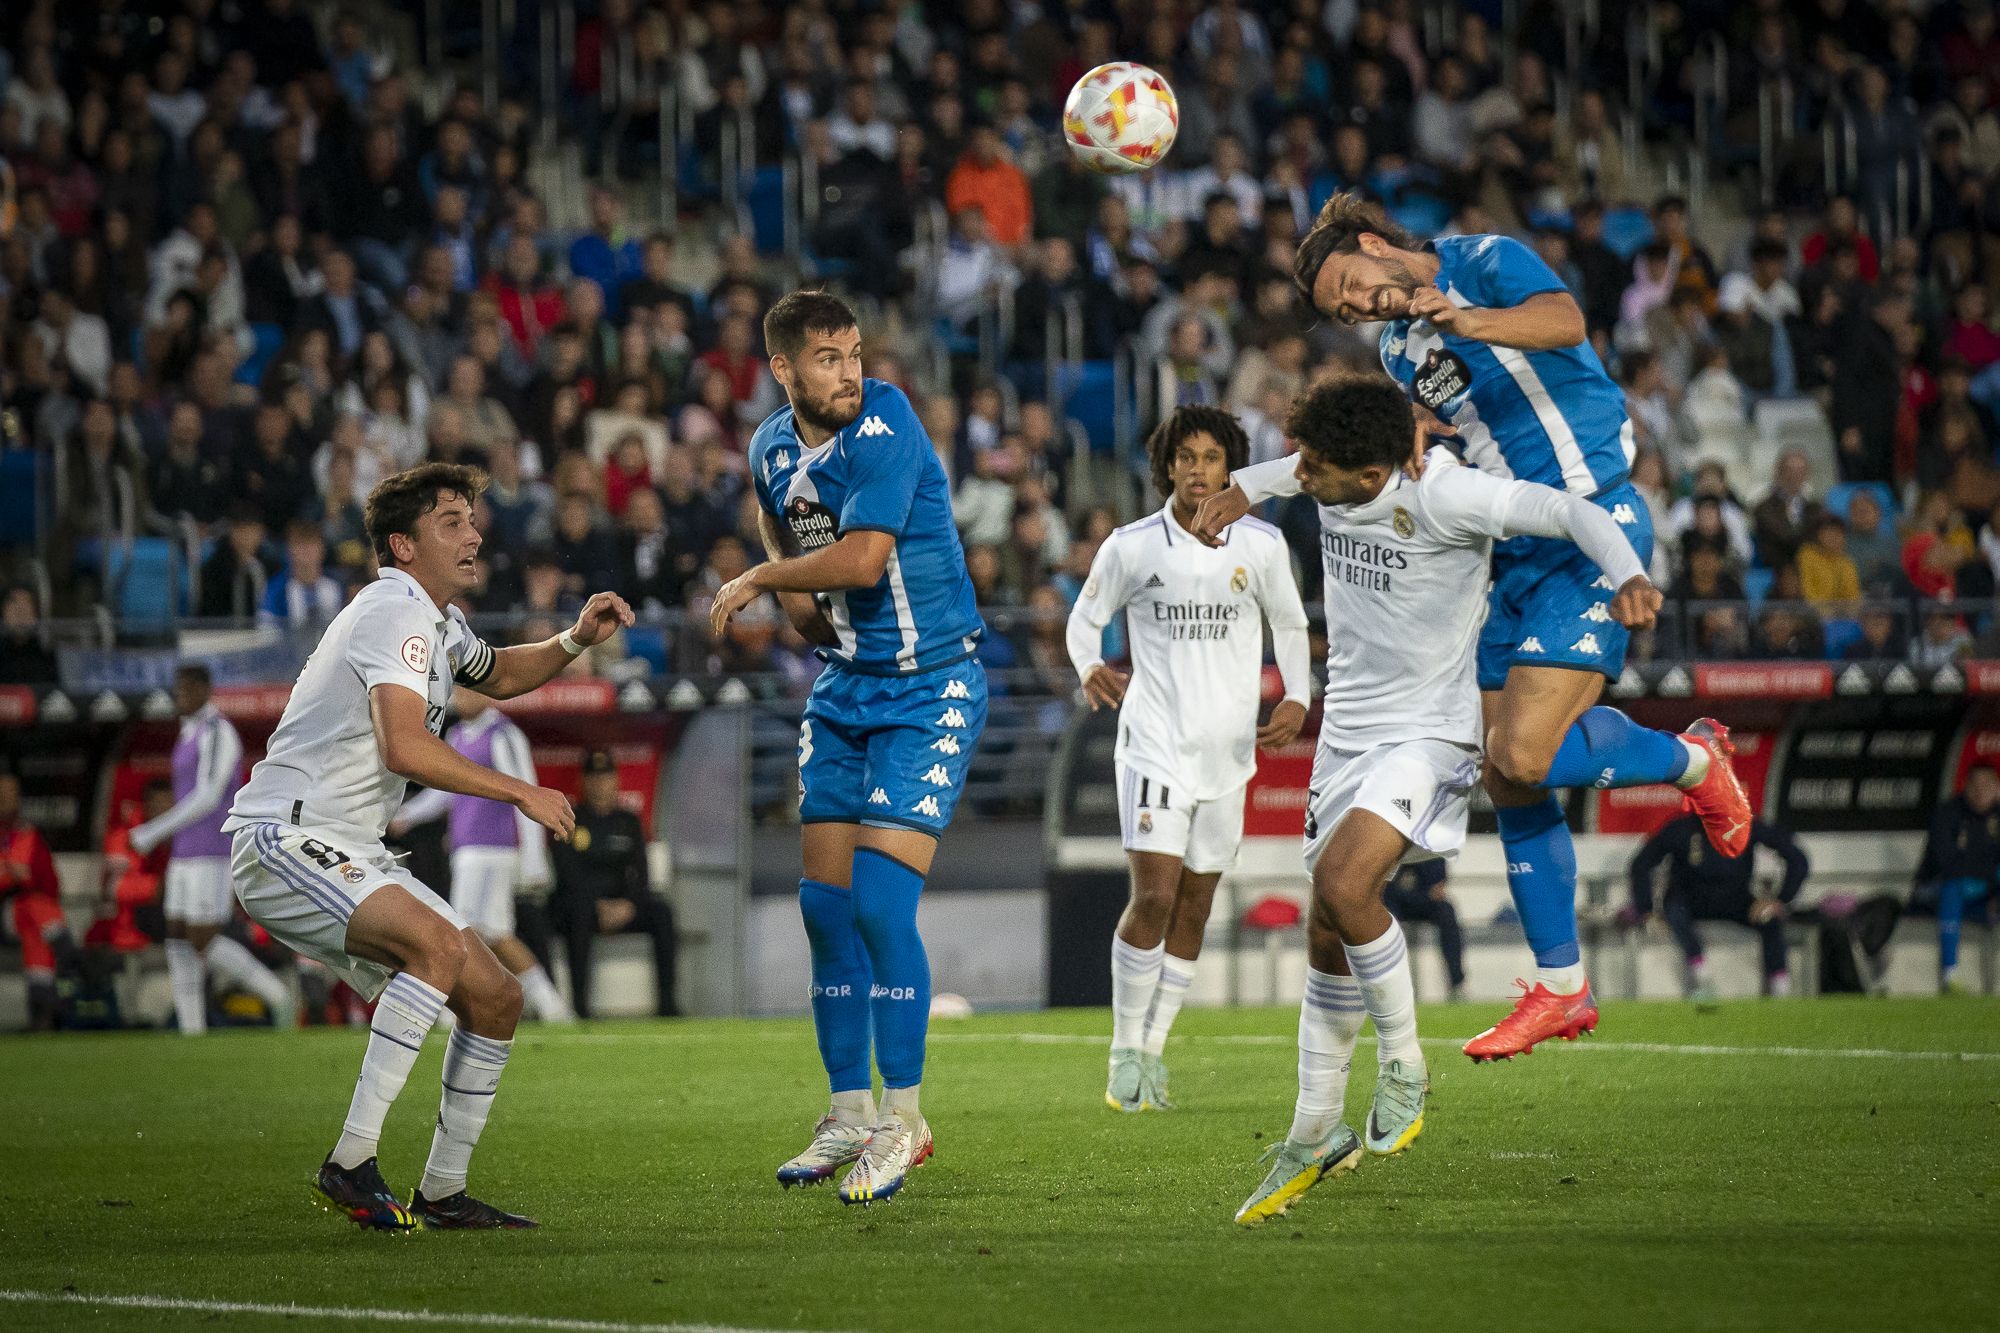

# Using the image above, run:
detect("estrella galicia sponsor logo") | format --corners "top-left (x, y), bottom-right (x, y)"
top-left (787, 496), bottom-right (839, 551)
top-left (1411, 348), bottom-right (1472, 413)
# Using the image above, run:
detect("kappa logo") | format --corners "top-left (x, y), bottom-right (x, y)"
top-left (912, 795), bottom-right (942, 819)
top-left (941, 679), bottom-right (972, 700)
top-left (1571, 633), bottom-right (1603, 655)
top-left (936, 707), bottom-right (968, 728)
top-left (868, 787), bottom-right (890, 806)
top-left (1592, 574), bottom-right (1617, 591)
top-left (1610, 503), bottom-right (1638, 525)
top-left (1385, 333), bottom-right (1407, 358)
top-left (1143, 574), bottom-right (1166, 590)
top-left (1520, 637), bottom-right (1545, 653)
top-left (920, 764), bottom-right (954, 788)
top-left (855, 415), bottom-right (894, 438)
top-left (766, 448), bottom-right (790, 481)
top-left (1392, 797), bottom-right (1413, 817)
top-left (931, 735), bottom-right (961, 756)
top-left (1580, 602), bottom-right (1613, 623)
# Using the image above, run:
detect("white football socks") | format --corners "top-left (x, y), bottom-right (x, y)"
top-left (1140, 953), bottom-right (1195, 1057)
top-left (1110, 934), bottom-right (1164, 1053)
top-left (204, 935), bottom-right (293, 1025)
top-left (419, 1027), bottom-right (512, 1200)
top-left (517, 964), bottom-right (574, 1022)
top-left (1290, 967), bottom-right (1365, 1145)
top-left (880, 1083), bottom-right (921, 1125)
top-left (163, 938), bottom-right (206, 1035)
top-left (1344, 919), bottom-right (1423, 1068)
top-left (830, 1089), bottom-right (876, 1128)
top-left (330, 972), bottom-right (448, 1170)
top-left (1672, 737), bottom-right (1712, 790)
top-left (1536, 962), bottom-right (1589, 995)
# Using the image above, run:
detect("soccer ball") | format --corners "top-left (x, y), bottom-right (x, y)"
top-left (1063, 62), bottom-right (1179, 175)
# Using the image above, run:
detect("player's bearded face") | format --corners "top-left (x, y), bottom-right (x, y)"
top-left (782, 329), bottom-right (866, 435)
top-left (1314, 249), bottom-right (1424, 325)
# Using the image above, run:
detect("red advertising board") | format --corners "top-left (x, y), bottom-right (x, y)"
top-left (1244, 736), bottom-right (1314, 837)
top-left (1951, 728), bottom-right (2000, 789)
top-left (1693, 662), bottom-right (1833, 701)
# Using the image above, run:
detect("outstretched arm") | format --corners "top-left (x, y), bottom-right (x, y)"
top-left (1493, 485), bottom-right (1657, 630)
top-left (129, 722), bottom-right (243, 855)
top-left (709, 531), bottom-right (895, 637)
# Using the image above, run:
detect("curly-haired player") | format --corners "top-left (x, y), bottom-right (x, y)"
top-left (1066, 404), bottom-right (1311, 1112)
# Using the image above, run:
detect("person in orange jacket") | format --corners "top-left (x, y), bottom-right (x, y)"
top-left (0, 765), bottom-right (74, 1030)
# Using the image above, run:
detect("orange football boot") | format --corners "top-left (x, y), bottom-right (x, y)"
top-left (1678, 717), bottom-right (1751, 857)
top-left (1462, 980), bottom-right (1599, 1062)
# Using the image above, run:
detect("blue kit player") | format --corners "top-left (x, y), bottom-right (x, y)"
top-left (711, 291), bottom-right (985, 1204)
top-left (1291, 194), bottom-right (1753, 1060)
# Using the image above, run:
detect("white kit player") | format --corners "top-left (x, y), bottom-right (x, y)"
top-left (391, 689), bottom-right (574, 1023)
top-left (126, 662), bottom-right (292, 1033)
top-left (1066, 405), bottom-right (1311, 1113)
top-left (1193, 375), bottom-right (1660, 1226)
top-left (222, 462), bottom-right (633, 1232)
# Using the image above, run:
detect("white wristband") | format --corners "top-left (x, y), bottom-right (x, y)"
top-left (558, 629), bottom-right (586, 657)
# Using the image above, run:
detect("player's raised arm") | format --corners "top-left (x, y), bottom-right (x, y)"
top-left (470, 591), bottom-right (636, 700)
top-left (1191, 456), bottom-right (1301, 546)
top-left (1251, 534), bottom-right (1313, 747)
top-left (1426, 463), bottom-right (1659, 630)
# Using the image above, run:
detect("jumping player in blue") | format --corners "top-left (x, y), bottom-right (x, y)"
top-left (711, 291), bottom-right (984, 1203)
top-left (1290, 194), bottom-right (1753, 1060)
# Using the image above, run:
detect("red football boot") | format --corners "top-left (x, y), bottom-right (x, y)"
top-left (1678, 717), bottom-right (1751, 858)
top-left (1462, 980), bottom-right (1599, 1062)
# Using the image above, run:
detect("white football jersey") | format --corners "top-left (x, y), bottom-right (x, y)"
top-left (1067, 502), bottom-right (1310, 801)
top-left (1234, 449), bottom-right (1643, 751)
top-left (224, 567), bottom-right (497, 858)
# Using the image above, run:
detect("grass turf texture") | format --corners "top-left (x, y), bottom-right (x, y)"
top-left (3, 998), bottom-right (1996, 1332)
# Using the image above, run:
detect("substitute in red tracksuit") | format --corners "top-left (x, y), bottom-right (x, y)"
top-left (1, 767), bottom-right (71, 1029)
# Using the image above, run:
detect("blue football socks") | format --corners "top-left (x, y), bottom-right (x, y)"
top-left (1494, 797), bottom-right (1582, 970)
top-left (850, 847), bottom-right (931, 1090)
top-left (1540, 706), bottom-right (1689, 791)
top-left (798, 878), bottom-right (874, 1094)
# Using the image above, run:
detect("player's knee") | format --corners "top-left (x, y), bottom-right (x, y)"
top-left (488, 970), bottom-right (525, 1029)
top-left (1486, 733), bottom-right (1555, 787)
top-left (1128, 879), bottom-right (1176, 927)
top-left (416, 924), bottom-right (471, 990)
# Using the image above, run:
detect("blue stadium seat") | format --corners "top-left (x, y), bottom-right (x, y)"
top-left (1601, 208), bottom-right (1655, 260)
top-left (0, 451), bottom-right (39, 548)
top-left (1388, 196), bottom-right (1452, 239)
top-left (1822, 618), bottom-right (1862, 659)
top-left (1060, 360), bottom-right (1121, 453)
top-left (237, 323), bottom-right (285, 386)
top-left (1823, 481), bottom-right (1897, 523)
top-left (623, 625), bottom-right (668, 674)
top-left (105, 537), bottom-right (183, 633)
top-left (1743, 566), bottom-right (1775, 605)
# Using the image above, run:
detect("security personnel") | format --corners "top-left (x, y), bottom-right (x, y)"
top-left (548, 750), bottom-right (679, 1018)
top-left (1915, 764), bottom-right (2000, 993)
top-left (1629, 813), bottom-right (1808, 1001)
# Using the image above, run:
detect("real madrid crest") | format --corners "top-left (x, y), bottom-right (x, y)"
top-left (1138, 811), bottom-right (1153, 833)
top-left (1230, 566), bottom-right (1248, 594)
top-left (1392, 507), bottom-right (1416, 539)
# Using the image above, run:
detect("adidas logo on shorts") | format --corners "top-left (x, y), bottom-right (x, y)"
top-left (1392, 798), bottom-right (1413, 817)
top-left (855, 415), bottom-right (894, 438)
top-left (936, 708), bottom-right (968, 728)
top-left (940, 679), bottom-right (971, 700)
top-left (912, 796), bottom-right (942, 819)
top-left (868, 787), bottom-right (890, 806)
top-left (920, 764), bottom-right (954, 788)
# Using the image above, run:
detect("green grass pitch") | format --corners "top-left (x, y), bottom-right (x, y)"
top-left (4, 998), bottom-right (1997, 1332)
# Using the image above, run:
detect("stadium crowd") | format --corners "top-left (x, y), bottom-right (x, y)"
top-left (1, 0), bottom-right (1999, 690)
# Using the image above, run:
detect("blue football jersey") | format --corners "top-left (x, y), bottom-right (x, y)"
top-left (1380, 234), bottom-right (1635, 497)
top-left (750, 378), bottom-right (984, 675)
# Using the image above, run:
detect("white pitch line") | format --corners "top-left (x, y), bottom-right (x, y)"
top-left (532, 1028), bottom-right (2000, 1062)
top-left (0, 1289), bottom-right (847, 1333)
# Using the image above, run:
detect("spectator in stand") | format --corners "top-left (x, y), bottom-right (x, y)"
top-left (616, 486), bottom-right (689, 618)
top-left (1629, 811), bottom-right (1809, 1001)
top-left (1911, 608), bottom-right (1975, 669)
top-left (0, 585), bottom-right (59, 686)
top-left (946, 122), bottom-right (1033, 251)
top-left (1751, 450), bottom-right (1828, 571)
top-left (1667, 463), bottom-right (1756, 569)
top-left (33, 287), bottom-right (110, 398)
top-left (259, 520), bottom-right (344, 626)
top-left (1915, 764), bottom-right (2000, 994)
top-left (236, 401), bottom-right (315, 534)
top-left (486, 232), bottom-right (566, 361)
top-left (551, 493), bottom-right (622, 603)
top-left (1844, 489), bottom-right (1903, 590)
top-left (1902, 491), bottom-right (1977, 599)
top-left (1843, 604), bottom-right (1904, 662)
top-left (1753, 567), bottom-right (1825, 659)
top-left (1831, 292), bottom-right (1911, 482)
top-left (1796, 514), bottom-right (1862, 610)
top-left (0, 765), bottom-right (74, 1029)
top-left (568, 186), bottom-right (644, 320)
top-left (1652, 194), bottom-right (1718, 313)
top-left (198, 504), bottom-right (271, 619)
top-left (1715, 240), bottom-right (1800, 399)
top-left (1803, 195), bottom-right (1880, 283)
top-left (1674, 538), bottom-right (1749, 658)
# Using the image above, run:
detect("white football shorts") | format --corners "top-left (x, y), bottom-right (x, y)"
top-left (230, 821), bottom-right (466, 1001)
top-left (449, 846), bottom-right (520, 939)
top-left (161, 857), bottom-right (235, 926)
top-left (1302, 737), bottom-right (1481, 875)
top-left (1116, 762), bottom-right (1246, 874)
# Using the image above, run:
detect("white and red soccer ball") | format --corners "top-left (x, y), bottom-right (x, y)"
top-left (1063, 62), bottom-right (1179, 175)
